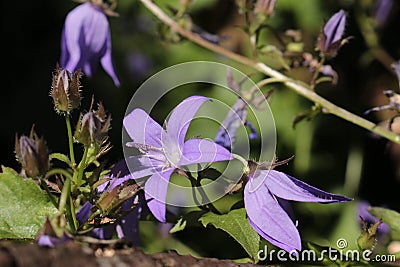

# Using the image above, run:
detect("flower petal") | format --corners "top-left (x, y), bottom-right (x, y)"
top-left (124, 155), bottom-right (164, 179)
top-left (100, 33), bottom-right (120, 87)
top-left (244, 181), bottom-right (301, 252)
top-left (116, 195), bottom-right (143, 245)
top-left (61, 3), bottom-right (109, 75)
top-left (166, 96), bottom-right (209, 147)
top-left (144, 168), bottom-right (175, 222)
top-left (76, 202), bottom-right (93, 226)
top-left (179, 139), bottom-right (232, 166)
top-left (324, 9), bottom-right (346, 51)
top-left (265, 170), bottom-right (352, 203)
top-left (215, 98), bottom-right (248, 150)
top-left (123, 108), bottom-right (164, 148)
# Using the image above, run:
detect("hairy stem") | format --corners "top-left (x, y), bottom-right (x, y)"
top-left (140, 0), bottom-right (400, 145)
top-left (65, 116), bottom-right (76, 165)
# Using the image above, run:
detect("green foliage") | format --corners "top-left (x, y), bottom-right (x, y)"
top-left (199, 208), bottom-right (260, 262)
top-left (0, 167), bottom-right (57, 239)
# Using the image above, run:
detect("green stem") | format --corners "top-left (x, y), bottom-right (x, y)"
top-left (187, 172), bottom-right (221, 214)
top-left (140, 0), bottom-right (400, 145)
top-left (45, 168), bottom-right (73, 181)
top-left (65, 116), bottom-right (76, 165)
top-left (310, 56), bottom-right (326, 89)
top-left (76, 146), bottom-right (89, 187)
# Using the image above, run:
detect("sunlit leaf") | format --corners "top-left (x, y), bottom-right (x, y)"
top-left (0, 167), bottom-right (57, 239)
top-left (199, 208), bottom-right (260, 262)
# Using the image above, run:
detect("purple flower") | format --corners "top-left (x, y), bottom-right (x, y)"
top-left (317, 10), bottom-right (347, 58)
top-left (60, 2), bottom-right (120, 87)
top-left (357, 200), bottom-right (390, 235)
top-left (215, 98), bottom-right (258, 150)
top-left (123, 96), bottom-right (233, 222)
top-left (374, 0), bottom-right (393, 27)
top-left (38, 234), bottom-right (72, 247)
top-left (244, 167), bottom-right (352, 252)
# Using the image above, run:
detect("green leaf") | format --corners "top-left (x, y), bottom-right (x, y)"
top-left (0, 167), bottom-right (57, 239)
top-left (169, 217), bottom-right (187, 234)
top-left (50, 153), bottom-right (71, 166)
top-left (199, 208), bottom-right (260, 262)
top-left (369, 207), bottom-right (400, 240)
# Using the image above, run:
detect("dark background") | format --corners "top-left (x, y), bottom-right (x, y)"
top-left (2, 0), bottom-right (400, 258)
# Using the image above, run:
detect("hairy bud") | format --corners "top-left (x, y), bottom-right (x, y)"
top-left (15, 127), bottom-right (49, 178)
top-left (50, 65), bottom-right (82, 114)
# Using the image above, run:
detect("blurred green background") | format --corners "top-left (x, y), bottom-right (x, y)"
top-left (2, 0), bottom-right (400, 262)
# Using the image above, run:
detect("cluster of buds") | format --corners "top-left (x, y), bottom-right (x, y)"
top-left (15, 127), bottom-right (49, 178)
top-left (74, 100), bottom-right (111, 147)
top-left (235, 0), bottom-right (277, 22)
top-left (50, 65), bottom-right (82, 115)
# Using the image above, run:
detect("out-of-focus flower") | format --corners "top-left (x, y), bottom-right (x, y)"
top-left (123, 96), bottom-right (232, 222)
top-left (15, 128), bottom-right (49, 178)
top-left (374, 0), bottom-right (394, 27)
top-left (357, 201), bottom-right (391, 250)
top-left (317, 10), bottom-right (348, 58)
top-left (215, 98), bottom-right (258, 150)
top-left (50, 65), bottom-right (82, 114)
top-left (392, 60), bottom-right (400, 82)
top-left (60, 2), bottom-right (120, 87)
top-left (357, 200), bottom-right (390, 236)
top-left (244, 161), bottom-right (351, 252)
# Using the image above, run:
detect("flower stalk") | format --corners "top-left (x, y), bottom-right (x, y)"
top-left (65, 116), bottom-right (76, 165)
top-left (140, 0), bottom-right (400, 145)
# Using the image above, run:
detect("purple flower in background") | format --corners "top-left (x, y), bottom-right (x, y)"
top-left (244, 166), bottom-right (351, 252)
top-left (357, 200), bottom-right (390, 235)
top-left (317, 9), bottom-right (347, 58)
top-left (61, 2), bottom-right (120, 87)
top-left (215, 98), bottom-right (258, 150)
top-left (374, 0), bottom-right (393, 27)
top-left (123, 96), bottom-right (233, 222)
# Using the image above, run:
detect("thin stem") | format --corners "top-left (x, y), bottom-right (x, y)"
top-left (140, 0), bottom-right (400, 145)
top-left (187, 172), bottom-right (221, 214)
top-left (310, 56), bottom-right (326, 89)
top-left (65, 116), bottom-right (76, 165)
top-left (45, 168), bottom-right (73, 181)
top-left (77, 146), bottom-right (89, 187)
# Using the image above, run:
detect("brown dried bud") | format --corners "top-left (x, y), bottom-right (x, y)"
top-left (50, 65), bottom-right (82, 114)
top-left (15, 127), bottom-right (49, 178)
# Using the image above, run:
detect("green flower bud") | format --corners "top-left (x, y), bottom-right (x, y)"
top-left (15, 127), bottom-right (49, 178)
top-left (50, 65), bottom-right (82, 114)
top-left (357, 216), bottom-right (382, 251)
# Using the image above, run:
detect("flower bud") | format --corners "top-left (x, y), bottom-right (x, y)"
top-left (357, 216), bottom-right (382, 251)
top-left (255, 0), bottom-right (277, 17)
top-left (74, 102), bottom-right (111, 146)
top-left (317, 10), bottom-right (347, 58)
top-left (15, 128), bottom-right (49, 178)
top-left (50, 65), bottom-right (82, 114)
